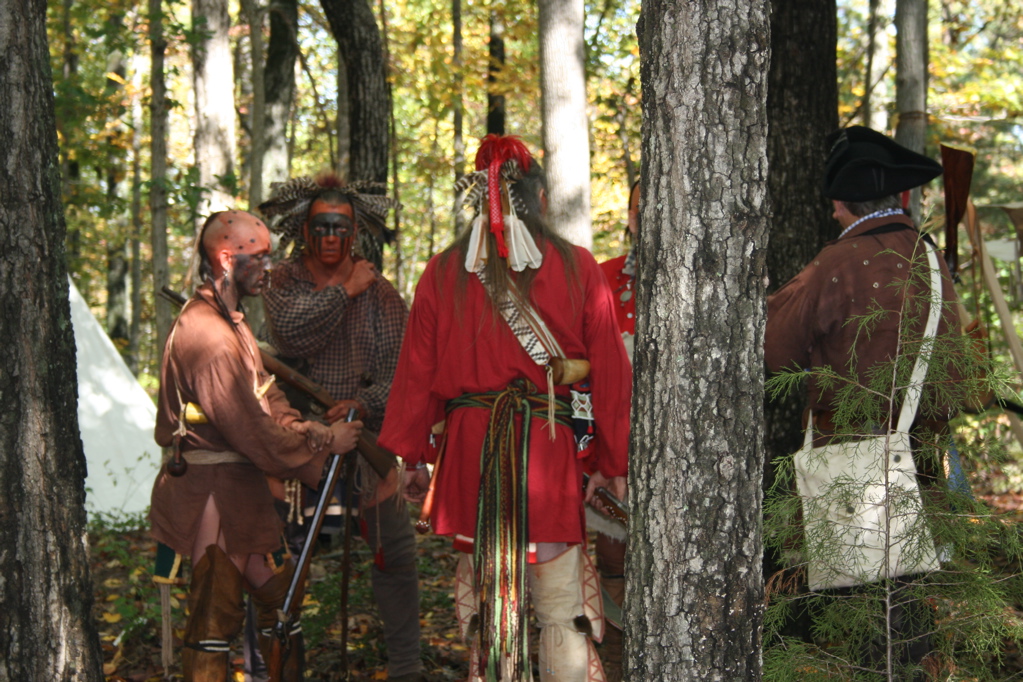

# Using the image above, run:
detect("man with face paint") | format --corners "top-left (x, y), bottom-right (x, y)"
top-left (260, 179), bottom-right (424, 681)
top-left (149, 210), bottom-right (364, 681)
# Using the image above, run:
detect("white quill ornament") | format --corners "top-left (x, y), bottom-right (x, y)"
top-left (503, 200), bottom-right (543, 272)
top-left (464, 214), bottom-right (488, 273)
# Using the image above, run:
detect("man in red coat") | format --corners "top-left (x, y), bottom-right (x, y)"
top-left (381, 136), bottom-right (631, 681)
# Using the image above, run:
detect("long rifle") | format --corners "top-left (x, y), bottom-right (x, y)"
top-left (159, 286), bottom-right (397, 478)
top-left (267, 408), bottom-right (358, 681)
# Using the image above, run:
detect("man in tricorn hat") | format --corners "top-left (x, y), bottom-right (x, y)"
top-left (765, 127), bottom-right (964, 676)
top-left (150, 210), bottom-right (363, 681)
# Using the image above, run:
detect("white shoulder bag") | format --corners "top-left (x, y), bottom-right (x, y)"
top-left (794, 239), bottom-right (944, 591)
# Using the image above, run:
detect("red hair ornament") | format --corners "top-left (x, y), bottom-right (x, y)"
top-left (462, 135), bottom-right (543, 273)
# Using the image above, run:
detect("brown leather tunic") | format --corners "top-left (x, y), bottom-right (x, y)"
top-left (766, 213), bottom-right (962, 424)
top-left (149, 286), bottom-right (327, 556)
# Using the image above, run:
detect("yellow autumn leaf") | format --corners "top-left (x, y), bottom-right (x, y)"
top-left (102, 612), bottom-right (123, 623)
top-left (106, 594), bottom-right (119, 602)
top-left (103, 577), bottom-right (123, 588)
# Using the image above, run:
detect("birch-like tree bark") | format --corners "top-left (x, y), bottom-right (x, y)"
top-left (539, 0), bottom-right (592, 250)
top-left (895, 0), bottom-right (929, 220)
top-left (627, 0), bottom-right (770, 677)
top-left (0, 0), bottom-right (103, 678)
top-left (192, 0), bottom-right (237, 217)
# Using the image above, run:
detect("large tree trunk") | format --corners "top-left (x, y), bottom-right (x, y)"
top-left (150, 0), bottom-right (171, 360)
top-left (895, 0), bottom-right (929, 220)
top-left (192, 0), bottom-right (237, 218)
top-left (762, 0), bottom-right (838, 619)
top-left (0, 0), bottom-right (103, 678)
top-left (627, 0), bottom-right (770, 678)
top-left (263, 0), bottom-right (297, 188)
top-left (539, 0), bottom-right (592, 249)
top-left (320, 0), bottom-right (389, 184)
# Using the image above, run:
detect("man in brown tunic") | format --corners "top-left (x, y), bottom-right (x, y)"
top-left (150, 210), bottom-right (362, 681)
top-left (765, 127), bottom-right (960, 675)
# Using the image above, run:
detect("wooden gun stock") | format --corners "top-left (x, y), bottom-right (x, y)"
top-left (159, 286), bottom-right (398, 478)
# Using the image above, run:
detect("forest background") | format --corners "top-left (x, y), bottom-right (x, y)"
top-left (32, 0), bottom-right (1023, 678)
top-left (53, 0), bottom-right (1023, 388)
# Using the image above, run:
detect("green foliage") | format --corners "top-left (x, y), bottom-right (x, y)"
top-left (764, 238), bottom-right (1023, 680)
top-left (88, 511), bottom-right (164, 648)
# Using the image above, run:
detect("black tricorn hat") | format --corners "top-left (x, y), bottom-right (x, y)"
top-left (823, 126), bottom-right (943, 201)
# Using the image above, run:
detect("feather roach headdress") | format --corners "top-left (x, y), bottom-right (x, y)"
top-left (258, 172), bottom-right (400, 249)
top-left (454, 135), bottom-right (543, 273)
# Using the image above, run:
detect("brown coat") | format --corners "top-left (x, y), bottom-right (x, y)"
top-left (766, 213), bottom-right (962, 424)
top-left (149, 286), bottom-right (327, 556)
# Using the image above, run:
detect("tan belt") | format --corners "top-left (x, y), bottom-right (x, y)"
top-left (163, 449), bottom-right (251, 466)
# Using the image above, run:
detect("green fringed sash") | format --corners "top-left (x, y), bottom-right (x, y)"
top-left (448, 380), bottom-right (572, 681)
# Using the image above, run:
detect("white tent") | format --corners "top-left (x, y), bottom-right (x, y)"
top-left (69, 278), bottom-right (161, 518)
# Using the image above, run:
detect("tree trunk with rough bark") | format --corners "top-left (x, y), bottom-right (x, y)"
top-left (192, 0), bottom-right (237, 218)
top-left (626, 0), bottom-right (770, 678)
top-left (539, 0), bottom-right (592, 249)
top-left (320, 0), bottom-right (389, 184)
top-left (762, 0), bottom-right (838, 620)
top-left (0, 0), bottom-right (104, 678)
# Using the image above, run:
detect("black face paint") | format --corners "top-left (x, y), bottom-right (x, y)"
top-left (308, 213), bottom-right (355, 238)
top-left (232, 252), bottom-right (273, 296)
top-left (306, 213), bottom-right (356, 262)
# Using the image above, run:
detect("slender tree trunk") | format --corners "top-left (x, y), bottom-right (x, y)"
top-left (336, 52), bottom-right (351, 177)
top-left (895, 0), bottom-right (929, 220)
top-left (263, 0), bottom-right (297, 188)
top-left (452, 0), bottom-right (465, 235)
top-left (105, 30), bottom-right (131, 354)
top-left (320, 0), bottom-right (389, 184)
top-left (192, 0), bottom-right (237, 218)
top-left (150, 0), bottom-right (171, 360)
top-left (627, 0), bottom-right (770, 678)
top-left (60, 0), bottom-right (81, 262)
top-left (241, 0), bottom-right (266, 206)
top-left (762, 0), bottom-right (838, 619)
top-left (539, 0), bottom-right (592, 249)
top-left (862, 0), bottom-right (879, 127)
top-left (487, 10), bottom-right (505, 136)
top-left (0, 0), bottom-right (104, 678)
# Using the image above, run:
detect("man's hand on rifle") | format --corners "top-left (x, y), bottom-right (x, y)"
top-left (325, 399), bottom-right (366, 424)
top-left (329, 419), bottom-right (363, 454)
top-left (290, 420), bottom-right (333, 453)
top-left (403, 464), bottom-right (431, 504)
top-left (585, 470), bottom-right (627, 513)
